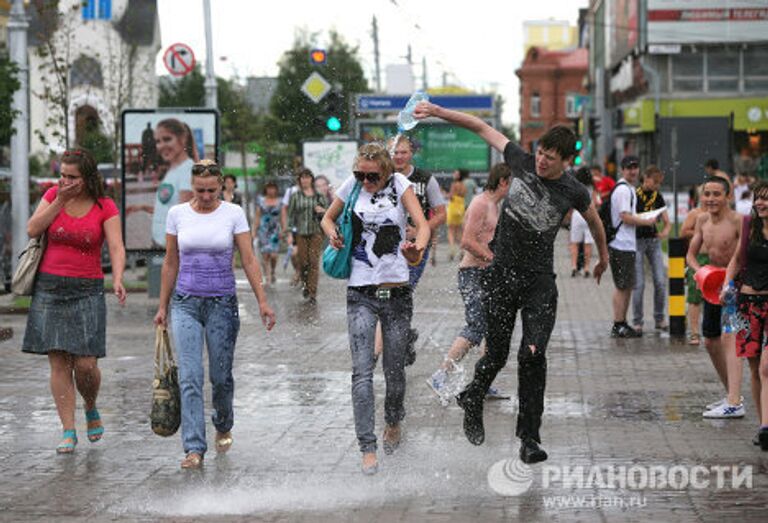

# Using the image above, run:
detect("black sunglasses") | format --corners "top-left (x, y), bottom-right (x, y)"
top-left (192, 163), bottom-right (222, 176)
top-left (354, 170), bottom-right (381, 183)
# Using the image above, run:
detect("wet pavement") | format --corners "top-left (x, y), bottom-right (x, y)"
top-left (1, 235), bottom-right (767, 522)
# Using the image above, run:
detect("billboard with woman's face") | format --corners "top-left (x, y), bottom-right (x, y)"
top-left (121, 109), bottom-right (219, 251)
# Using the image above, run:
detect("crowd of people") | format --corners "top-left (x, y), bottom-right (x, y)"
top-left (16, 104), bottom-right (768, 473)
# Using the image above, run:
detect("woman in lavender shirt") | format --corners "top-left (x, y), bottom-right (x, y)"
top-left (154, 159), bottom-right (276, 469)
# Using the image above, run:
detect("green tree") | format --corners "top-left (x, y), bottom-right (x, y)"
top-left (269, 30), bottom-right (369, 148)
top-left (0, 56), bottom-right (20, 164)
top-left (158, 66), bottom-right (206, 107)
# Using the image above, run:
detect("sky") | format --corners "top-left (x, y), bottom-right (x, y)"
top-left (157, 0), bottom-right (588, 125)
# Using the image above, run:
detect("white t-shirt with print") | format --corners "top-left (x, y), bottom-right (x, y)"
top-left (609, 180), bottom-right (636, 252)
top-left (152, 158), bottom-right (194, 246)
top-left (336, 173), bottom-right (413, 287)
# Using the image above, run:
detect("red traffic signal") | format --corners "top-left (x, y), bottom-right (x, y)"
top-left (309, 49), bottom-right (327, 65)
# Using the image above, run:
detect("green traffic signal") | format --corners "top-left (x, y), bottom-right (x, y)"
top-left (575, 140), bottom-right (583, 152)
top-left (574, 156), bottom-right (583, 166)
top-left (326, 116), bottom-right (341, 132)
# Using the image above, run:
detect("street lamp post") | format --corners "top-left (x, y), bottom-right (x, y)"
top-left (9, 0), bottom-right (30, 271)
top-left (203, 0), bottom-right (217, 109)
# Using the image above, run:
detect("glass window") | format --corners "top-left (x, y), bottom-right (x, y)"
top-left (531, 93), bottom-right (541, 118)
top-left (744, 46), bottom-right (768, 76)
top-left (673, 53), bottom-right (703, 77)
top-left (565, 94), bottom-right (577, 118)
top-left (672, 52), bottom-right (703, 92)
top-left (707, 49), bottom-right (739, 92)
top-left (744, 45), bottom-right (768, 92)
top-left (70, 56), bottom-right (103, 88)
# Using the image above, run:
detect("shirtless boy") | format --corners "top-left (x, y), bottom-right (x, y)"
top-left (686, 176), bottom-right (744, 418)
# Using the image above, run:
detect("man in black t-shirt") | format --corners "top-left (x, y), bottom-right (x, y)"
top-left (632, 165), bottom-right (671, 333)
top-left (414, 102), bottom-right (609, 464)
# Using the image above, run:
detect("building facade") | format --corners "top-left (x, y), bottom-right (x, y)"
top-left (516, 47), bottom-right (589, 152)
top-left (588, 0), bottom-right (768, 185)
top-left (27, 0), bottom-right (160, 158)
top-left (523, 19), bottom-right (578, 53)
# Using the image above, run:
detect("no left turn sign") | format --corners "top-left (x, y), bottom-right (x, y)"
top-left (163, 43), bottom-right (196, 77)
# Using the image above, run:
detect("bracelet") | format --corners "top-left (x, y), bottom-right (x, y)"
top-left (407, 252), bottom-right (424, 267)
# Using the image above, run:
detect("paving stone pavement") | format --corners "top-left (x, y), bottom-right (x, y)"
top-left (1, 235), bottom-right (766, 522)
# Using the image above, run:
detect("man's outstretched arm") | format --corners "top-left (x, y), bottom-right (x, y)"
top-left (414, 102), bottom-right (510, 153)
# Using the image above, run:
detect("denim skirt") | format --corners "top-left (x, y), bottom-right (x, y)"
top-left (22, 273), bottom-right (107, 358)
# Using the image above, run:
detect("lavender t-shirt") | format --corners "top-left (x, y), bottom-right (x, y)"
top-left (166, 201), bottom-right (250, 296)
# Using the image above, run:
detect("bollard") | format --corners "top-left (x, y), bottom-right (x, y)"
top-left (147, 254), bottom-right (164, 298)
top-left (668, 238), bottom-right (687, 337)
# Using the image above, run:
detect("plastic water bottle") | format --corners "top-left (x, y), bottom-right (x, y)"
top-left (397, 90), bottom-right (430, 132)
top-left (721, 281), bottom-right (738, 334)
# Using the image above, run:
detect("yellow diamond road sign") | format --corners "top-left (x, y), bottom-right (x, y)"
top-left (301, 72), bottom-right (331, 103)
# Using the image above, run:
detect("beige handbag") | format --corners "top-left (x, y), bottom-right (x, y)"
top-left (11, 234), bottom-right (46, 296)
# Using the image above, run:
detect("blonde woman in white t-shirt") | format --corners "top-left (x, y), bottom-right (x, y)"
top-left (321, 143), bottom-right (430, 475)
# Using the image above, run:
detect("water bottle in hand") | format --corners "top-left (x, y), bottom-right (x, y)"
top-left (397, 90), bottom-right (430, 132)
top-left (721, 281), bottom-right (739, 334)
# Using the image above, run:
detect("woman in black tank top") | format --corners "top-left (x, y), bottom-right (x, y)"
top-left (723, 180), bottom-right (768, 451)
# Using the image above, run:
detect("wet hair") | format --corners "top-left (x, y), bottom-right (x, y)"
top-left (538, 125), bottom-right (577, 160)
top-left (60, 148), bottom-right (105, 205)
top-left (295, 167), bottom-right (314, 181)
top-left (485, 163), bottom-right (511, 191)
top-left (705, 158), bottom-right (719, 170)
top-left (157, 118), bottom-right (196, 160)
top-left (355, 142), bottom-right (394, 177)
top-left (458, 169), bottom-right (469, 181)
top-left (703, 175), bottom-right (730, 196)
top-left (262, 180), bottom-right (279, 196)
top-left (749, 180), bottom-right (768, 245)
top-left (390, 134), bottom-right (419, 153)
top-left (574, 166), bottom-right (593, 187)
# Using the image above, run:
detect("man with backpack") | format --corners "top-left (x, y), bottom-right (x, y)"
top-left (605, 156), bottom-right (658, 338)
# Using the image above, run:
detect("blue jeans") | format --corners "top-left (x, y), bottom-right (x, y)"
top-left (458, 267), bottom-right (487, 346)
top-left (170, 293), bottom-right (240, 455)
top-left (632, 238), bottom-right (667, 326)
top-left (408, 245), bottom-right (431, 288)
top-left (346, 287), bottom-right (412, 453)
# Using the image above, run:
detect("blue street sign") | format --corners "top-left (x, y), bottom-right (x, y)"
top-left (357, 95), bottom-right (494, 112)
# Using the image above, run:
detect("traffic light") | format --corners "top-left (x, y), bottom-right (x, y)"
top-left (574, 140), bottom-right (584, 165)
top-left (309, 49), bottom-right (327, 66)
top-left (323, 90), bottom-right (344, 133)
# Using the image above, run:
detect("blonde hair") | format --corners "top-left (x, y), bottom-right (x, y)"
top-left (191, 158), bottom-right (222, 181)
top-left (356, 142), bottom-right (394, 176)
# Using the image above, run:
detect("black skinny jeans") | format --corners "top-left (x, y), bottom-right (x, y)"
top-left (462, 265), bottom-right (558, 443)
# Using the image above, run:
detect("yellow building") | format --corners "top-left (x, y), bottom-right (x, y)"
top-left (523, 19), bottom-right (577, 53)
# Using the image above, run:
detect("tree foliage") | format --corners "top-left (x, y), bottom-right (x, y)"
top-left (0, 56), bottom-right (21, 150)
top-left (269, 30), bottom-right (369, 148)
top-left (158, 65), bottom-right (206, 108)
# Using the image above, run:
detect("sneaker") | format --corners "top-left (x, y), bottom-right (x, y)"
top-left (485, 386), bottom-right (511, 401)
top-left (426, 369), bottom-right (448, 398)
top-left (583, 270), bottom-right (591, 278)
top-left (404, 328), bottom-right (418, 366)
top-left (702, 403), bottom-right (745, 419)
top-left (611, 323), bottom-right (642, 338)
top-left (571, 269), bottom-right (579, 277)
top-left (705, 396), bottom-right (742, 410)
top-left (655, 322), bottom-right (669, 331)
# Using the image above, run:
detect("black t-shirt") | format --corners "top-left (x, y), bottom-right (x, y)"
top-left (635, 188), bottom-right (666, 239)
top-left (492, 142), bottom-right (591, 274)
